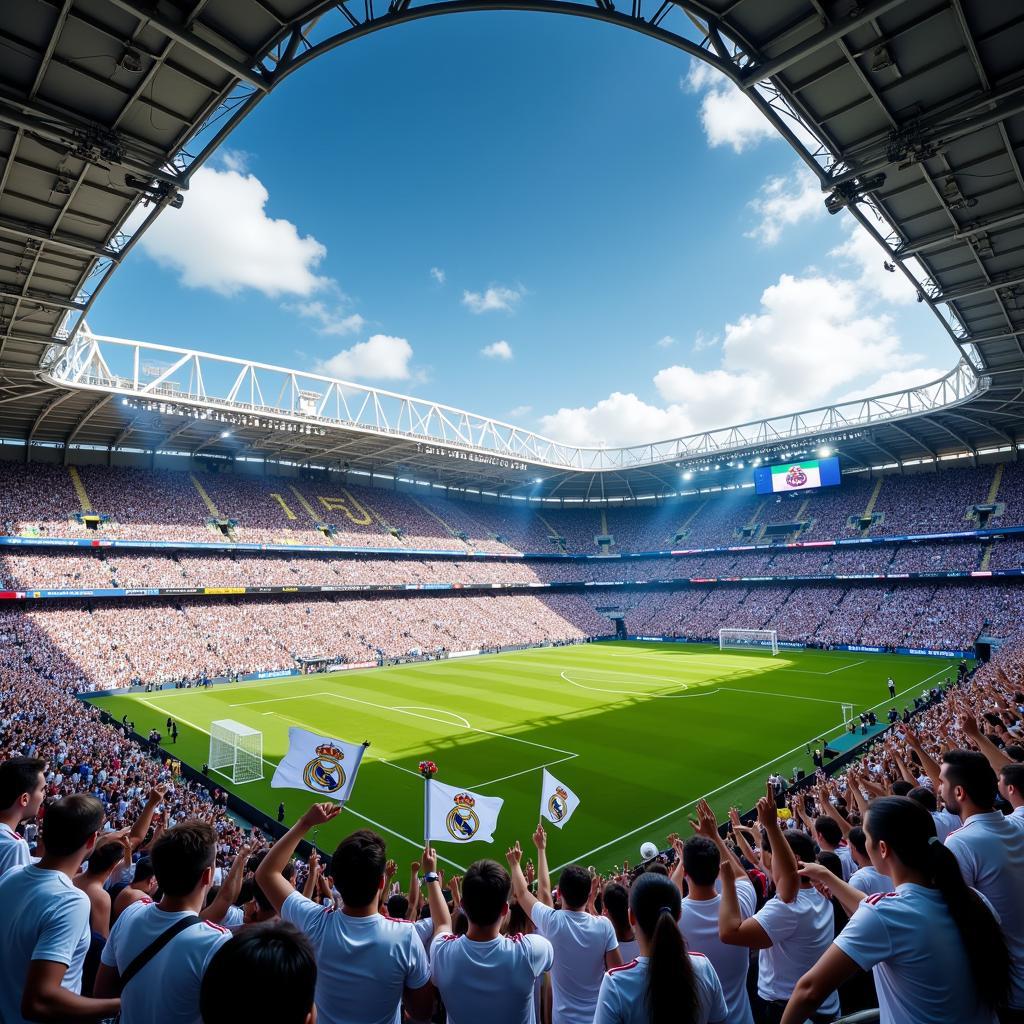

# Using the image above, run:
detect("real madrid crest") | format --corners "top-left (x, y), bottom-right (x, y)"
top-left (547, 786), bottom-right (569, 822)
top-left (445, 792), bottom-right (479, 841)
top-left (303, 743), bottom-right (346, 794)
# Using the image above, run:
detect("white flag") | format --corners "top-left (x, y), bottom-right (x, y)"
top-left (271, 727), bottom-right (367, 803)
top-left (426, 779), bottom-right (503, 844)
top-left (540, 768), bottom-right (579, 829)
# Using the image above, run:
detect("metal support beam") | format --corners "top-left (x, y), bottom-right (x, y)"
top-left (103, 0), bottom-right (271, 91)
top-left (739, 0), bottom-right (906, 87)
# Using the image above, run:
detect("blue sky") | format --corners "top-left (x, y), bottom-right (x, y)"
top-left (99, 11), bottom-right (949, 448)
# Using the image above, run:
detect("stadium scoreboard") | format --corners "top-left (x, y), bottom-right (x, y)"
top-left (753, 455), bottom-right (841, 495)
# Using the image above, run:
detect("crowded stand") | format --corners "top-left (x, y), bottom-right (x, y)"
top-left (3, 459), bottom-right (1023, 555)
top-left (2, 585), bottom-right (1024, 1024)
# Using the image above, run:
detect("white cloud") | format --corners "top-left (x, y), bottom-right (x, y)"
top-left (509, 404), bottom-right (533, 419)
top-left (220, 149), bottom-right (251, 174)
top-left (132, 165), bottom-right (329, 297)
top-left (292, 301), bottom-right (365, 336)
top-left (481, 340), bottom-right (513, 360)
top-left (317, 334), bottom-right (413, 381)
top-left (746, 166), bottom-right (823, 245)
top-left (430, 267), bottom-right (446, 285)
top-left (538, 272), bottom-right (935, 446)
top-left (836, 367), bottom-right (949, 403)
top-left (682, 61), bottom-right (777, 153)
top-left (462, 285), bottom-right (523, 314)
top-left (656, 335), bottom-right (676, 349)
top-left (692, 330), bottom-right (720, 352)
top-left (830, 222), bottom-right (921, 305)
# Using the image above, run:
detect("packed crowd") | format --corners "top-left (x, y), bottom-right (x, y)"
top-left (2, 580), bottom-right (1023, 692)
top-left (1, 628), bottom-right (1023, 1024)
top-left (2, 459), bottom-right (1022, 556)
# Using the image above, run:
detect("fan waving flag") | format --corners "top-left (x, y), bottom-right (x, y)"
top-left (540, 768), bottom-right (580, 829)
top-left (271, 727), bottom-right (368, 803)
top-left (426, 779), bottom-right (503, 844)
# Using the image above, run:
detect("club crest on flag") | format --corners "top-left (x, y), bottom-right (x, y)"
top-left (303, 743), bottom-right (347, 794)
top-left (446, 793), bottom-right (479, 840)
top-left (547, 786), bottom-right (569, 823)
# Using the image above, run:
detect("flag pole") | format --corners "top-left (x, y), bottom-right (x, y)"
top-left (340, 741), bottom-right (371, 810)
top-left (418, 760), bottom-right (437, 845)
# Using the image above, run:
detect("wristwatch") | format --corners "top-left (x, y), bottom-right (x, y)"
top-left (424, 871), bottom-right (441, 884)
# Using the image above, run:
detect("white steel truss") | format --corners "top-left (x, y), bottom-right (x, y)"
top-left (41, 331), bottom-right (988, 473)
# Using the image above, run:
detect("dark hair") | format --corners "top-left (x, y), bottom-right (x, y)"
top-left (1004, 744), bottom-right (1024, 763)
top-left (200, 923), bottom-right (316, 1024)
top-left (42, 794), bottom-right (104, 857)
top-left (386, 894), bottom-right (409, 919)
top-left (907, 786), bottom-right (937, 812)
top-left (602, 882), bottom-right (630, 936)
top-left (557, 865), bottom-right (591, 909)
top-left (681, 837), bottom-right (719, 887)
top-left (87, 839), bottom-right (127, 876)
top-left (865, 797), bottom-right (1009, 1006)
top-left (330, 829), bottom-right (386, 907)
top-left (505, 900), bottom-right (530, 936)
top-left (847, 826), bottom-right (868, 858)
top-left (890, 780), bottom-right (914, 796)
top-left (783, 829), bottom-right (816, 864)
top-left (629, 873), bottom-right (699, 1024)
top-left (816, 851), bottom-right (843, 879)
top-left (0, 757), bottom-right (45, 811)
top-left (133, 859), bottom-right (156, 883)
top-left (1000, 763), bottom-right (1024, 795)
top-left (813, 816), bottom-right (843, 847)
top-left (460, 860), bottom-right (510, 927)
top-left (151, 822), bottom-right (217, 897)
top-left (942, 750), bottom-right (997, 808)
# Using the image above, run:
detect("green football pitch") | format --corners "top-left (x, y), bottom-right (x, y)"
top-left (87, 642), bottom-right (958, 874)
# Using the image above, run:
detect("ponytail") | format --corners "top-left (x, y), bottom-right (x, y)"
top-left (628, 873), bottom-right (698, 1024)
top-left (866, 797), bottom-right (1010, 1007)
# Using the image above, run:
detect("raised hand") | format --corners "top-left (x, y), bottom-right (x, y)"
top-left (532, 822), bottom-right (547, 850)
top-left (421, 843), bottom-right (438, 875)
top-left (384, 859), bottom-right (397, 881)
top-left (506, 840), bottom-right (523, 867)
top-left (301, 802), bottom-right (342, 829)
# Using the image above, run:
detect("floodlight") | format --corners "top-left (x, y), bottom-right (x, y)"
top-left (818, 446), bottom-right (831, 457)
top-left (683, 471), bottom-right (693, 480)
top-left (221, 430), bottom-right (231, 438)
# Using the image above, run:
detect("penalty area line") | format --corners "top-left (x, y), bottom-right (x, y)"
top-left (138, 699), bottom-right (467, 872)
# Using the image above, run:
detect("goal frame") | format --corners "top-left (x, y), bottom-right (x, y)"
top-left (718, 628), bottom-right (779, 656)
top-left (209, 719), bottom-right (264, 785)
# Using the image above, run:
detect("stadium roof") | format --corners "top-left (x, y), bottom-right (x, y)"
top-left (3, 0), bottom-right (1024, 501)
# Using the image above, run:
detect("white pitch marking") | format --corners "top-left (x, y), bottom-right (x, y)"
top-left (560, 670), bottom-right (716, 699)
top-left (392, 706), bottom-right (471, 728)
top-left (550, 660), bottom-right (959, 873)
top-left (138, 699), bottom-right (467, 871)
top-left (821, 659), bottom-right (866, 675)
top-left (469, 754), bottom-right (578, 791)
top-left (715, 686), bottom-right (848, 707)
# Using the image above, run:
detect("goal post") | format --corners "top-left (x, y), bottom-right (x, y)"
top-left (719, 628), bottom-right (779, 656)
top-left (209, 719), bottom-right (264, 785)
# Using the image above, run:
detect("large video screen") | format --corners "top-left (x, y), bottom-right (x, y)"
top-left (753, 455), bottom-right (841, 495)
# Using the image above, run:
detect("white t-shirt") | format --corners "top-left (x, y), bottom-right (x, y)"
top-left (617, 937), bottom-right (641, 963)
top-left (753, 887), bottom-right (840, 1017)
top-left (0, 821), bottom-right (31, 879)
top-left (848, 865), bottom-right (892, 897)
top-left (835, 843), bottom-right (856, 881)
top-left (679, 880), bottom-right (756, 1024)
top-left (531, 902), bottom-right (618, 1024)
top-left (835, 884), bottom-right (998, 1024)
top-left (593, 953), bottom-right (728, 1024)
top-left (282, 891), bottom-right (431, 1024)
top-left (931, 810), bottom-right (961, 843)
top-left (1008, 806), bottom-right (1024, 830)
top-left (100, 898), bottom-right (231, 1024)
top-left (414, 916), bottom-right (434, 951)
top-left (0, 864), bottom-right (91, 1024)
top-left (431, 931), bottom-right (553, 1024)
top-left (946, 811), bottom-right (1024, 1008)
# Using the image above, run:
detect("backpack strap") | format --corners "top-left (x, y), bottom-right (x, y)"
top-left (118, 915), bottom-right (202, 991)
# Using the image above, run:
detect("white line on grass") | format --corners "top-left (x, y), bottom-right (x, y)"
top-left (600, 650), bottom-right (861, 677)
top-left (393, 706), bottom-right (471, 728)
top-left (822, 660), bottom-right (865, 675)
top-left (139, 699), bottom-right (468, 872)
top-left (715, 686), bottom-right (848, 706)
top-left (469, 754), bottom-right (578, 791)
top-left (560, 671), bottom-right (715, 699)
top-left (549, 660), bottom-right (957, 873)
top-left (231, 691), bottom-right (577, 757)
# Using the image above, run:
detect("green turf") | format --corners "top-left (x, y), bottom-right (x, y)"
top-left (87, 642), bottom-right (959, 874)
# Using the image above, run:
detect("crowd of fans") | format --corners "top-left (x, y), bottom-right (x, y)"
top-left (3, 459), bottom-right (1023, 556)
top-left (1, 580), bottom-right (1023, 692)
top-left (1, 617), bottom-right (1023, 1023)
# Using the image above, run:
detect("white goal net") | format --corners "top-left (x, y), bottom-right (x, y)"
top-left (209, 719), bottom-right (263, 785)
top-left (719, 628), bottom-right (779, 656)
